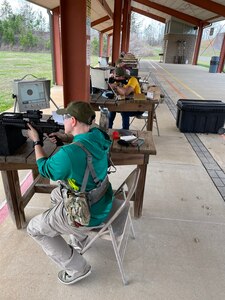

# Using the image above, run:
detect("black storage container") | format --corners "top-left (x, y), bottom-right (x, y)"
top-left (0, 126), bottom-right (27, 155)
top-left (176, 99), bottom-right (225, 133)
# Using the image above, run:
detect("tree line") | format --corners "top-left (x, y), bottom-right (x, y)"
top-left (0, 0), bottom-right (164, 56)
top-left (91, 13), bottom-right (164, 58)
top-left (0, 0), bottom-right (50, 51)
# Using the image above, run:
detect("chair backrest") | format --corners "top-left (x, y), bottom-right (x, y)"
top-left (114, 167), bottom-right (140, 200)
top-left (81, 168), bottom-right (140, 252)
top-left (104, 168), bottom-right (140, 226)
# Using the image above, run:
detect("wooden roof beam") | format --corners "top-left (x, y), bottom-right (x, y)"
top-left (184, 0), bottom-right (225, 18)
top-left (131, 7), bottom-right (166, 24)
top-left (101, 26), bottom-right (114, 34)
top-left (91, 15), bottom-right (110, 27)
top-left (134, 0), bottom-right (209, 26)
top-left (204, 15), bottom-right (221, 22)
top-left (96, 0), bottom-right (114, 19)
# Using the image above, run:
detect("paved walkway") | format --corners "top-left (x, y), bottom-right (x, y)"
top-left (146, 63), bottom-right (225, 201)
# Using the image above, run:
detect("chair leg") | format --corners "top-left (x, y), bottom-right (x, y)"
top-left (118, 217), bottom-right (132, 262)
top-left (109, 225), bottom-right (128, 285)
top-left (129, 116), bottom-right (135, 127)
top-left (141, 119), bottom-right (147, 131)
top-left (154, 114), bottom-right (160, 136)
top-left (128, 213), bottom-right (135, 239)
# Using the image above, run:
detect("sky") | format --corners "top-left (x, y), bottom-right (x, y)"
top-left (3, 0), bottom-right (223, 36)
top-left (0, 0), bottom-right (48, 18)
top-left (0, 0), bottom-right (162, 30)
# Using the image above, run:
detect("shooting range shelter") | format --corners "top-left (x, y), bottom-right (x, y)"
top-left (26, 0), bottom-right (225, 107)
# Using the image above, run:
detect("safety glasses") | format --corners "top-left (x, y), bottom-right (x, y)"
top-left (63, 114), bottom-right (72, 120)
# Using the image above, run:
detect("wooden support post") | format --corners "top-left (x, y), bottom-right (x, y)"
top-left (61, 0), bottom-right (91, 104)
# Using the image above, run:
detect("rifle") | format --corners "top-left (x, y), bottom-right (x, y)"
top-left (0, 110), bottom-right (64, 149)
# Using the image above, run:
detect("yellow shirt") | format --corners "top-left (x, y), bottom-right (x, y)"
top-left (124, 77), bottom-right (141, 94)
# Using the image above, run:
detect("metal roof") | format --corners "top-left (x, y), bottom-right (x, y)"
top-left (27, 0), bottom-right (225, 33)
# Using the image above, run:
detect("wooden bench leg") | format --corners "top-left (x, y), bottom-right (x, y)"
top-left (1, 170), bottom-right (24, 229)
top-left (133, 165), bottom-right (147, 218)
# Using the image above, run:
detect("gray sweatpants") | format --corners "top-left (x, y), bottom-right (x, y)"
top-left (27, 186), bottom-right (90, 275)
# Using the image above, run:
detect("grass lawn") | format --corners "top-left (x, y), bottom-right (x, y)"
top-left (0, 52), bottom-right (103, 112)
top-left (0, 51), bottom-right (52, 112)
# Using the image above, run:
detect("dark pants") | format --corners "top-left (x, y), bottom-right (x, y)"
top-left (109, 111), bottom-right (142, 130)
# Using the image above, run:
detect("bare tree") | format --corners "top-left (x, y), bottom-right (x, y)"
top-left (0, 0), bottom-right (13, 19)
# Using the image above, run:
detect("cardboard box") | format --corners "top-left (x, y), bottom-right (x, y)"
top-left (147, 85), bottom-right (160, 100)
top-left (134, 93), bottom-right (146, 101)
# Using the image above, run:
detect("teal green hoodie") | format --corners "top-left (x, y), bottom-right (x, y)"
top-left (37, 127), bottom-right (113, 226)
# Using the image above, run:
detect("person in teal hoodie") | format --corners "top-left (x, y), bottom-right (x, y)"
top-left (27, 101), bottom-right (113, 285)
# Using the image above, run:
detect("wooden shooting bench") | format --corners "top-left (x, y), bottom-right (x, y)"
top-left (90, 94), bottom-right (159, 131)
top-left (0, 130), bottom-right (156, 229)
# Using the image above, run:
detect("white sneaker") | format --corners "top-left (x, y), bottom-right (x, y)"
top-left (58, 264), bottom-right (91, 285)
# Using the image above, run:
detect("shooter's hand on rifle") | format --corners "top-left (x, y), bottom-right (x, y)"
top-left (48, 132), bottom-right (73, 144)
top-left (27, 123), bottom-right (40, 143)
top-left (27, 123), bottom-right (46, 161)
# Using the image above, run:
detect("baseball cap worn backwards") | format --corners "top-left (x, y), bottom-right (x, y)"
top-left (56, 101), bottom-right (96, 125)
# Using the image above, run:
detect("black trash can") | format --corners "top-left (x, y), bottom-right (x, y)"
top-left (176, 99), bottom-right (225, 133)
top-left (209, 56), bottom-right (219, 73)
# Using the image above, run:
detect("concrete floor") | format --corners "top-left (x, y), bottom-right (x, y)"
top-left (1, 62), bottom-right (225, 300)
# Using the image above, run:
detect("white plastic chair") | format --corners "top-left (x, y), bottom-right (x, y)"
top-left (80, 168), bottom-right (140, 285)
